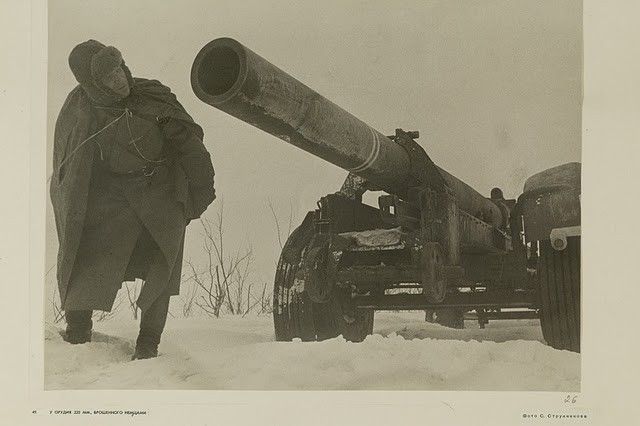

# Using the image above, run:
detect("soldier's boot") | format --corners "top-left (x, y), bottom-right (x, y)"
top-left (63, 310), bottom-right (93, 344)
top-left (132, 292), bottom-right (170, 360)
top-left (131, 328), bottom-right (161, 360)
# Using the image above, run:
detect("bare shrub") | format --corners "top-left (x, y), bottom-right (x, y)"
top-left (267, 198), bottom-right (295, 251)
top-left (92, 293), bottom-right (123, 322)
top-left (50, 286), bottom-right (64, 324)
top-left (46, 264), bottom-right (65, 324)
top-left (187, 204), bottom-right (255, 317)
top-left (179, 279), bottom-right (199, 318)
top-left (257, 282), bottom-right (273, 315)
top-left (122, 280), bottom-right (140, 320)
top-left (182, 199), bottom-right (297, 318)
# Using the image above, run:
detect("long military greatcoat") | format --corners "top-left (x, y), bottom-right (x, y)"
top-left (51, 76), bottom-right (215, 312)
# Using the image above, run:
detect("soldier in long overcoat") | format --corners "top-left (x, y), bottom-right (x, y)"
top-left (51, 40), bottom-right (216, 359)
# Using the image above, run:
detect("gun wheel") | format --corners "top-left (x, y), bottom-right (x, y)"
top-left (538, 236), bottom-right (580, 352)
top-left (273, 259), bottom-right (374, 342)
top-left (273, 259), bottom-right (316, 341)
top-left (273, 218), bottom-right (374, 342)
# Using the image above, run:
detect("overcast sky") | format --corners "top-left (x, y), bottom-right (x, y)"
top-left (46, 0), bottom-right (582, 287)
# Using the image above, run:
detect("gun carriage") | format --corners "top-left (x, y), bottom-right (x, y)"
top-left (191, 38), bottom-right (581, 352)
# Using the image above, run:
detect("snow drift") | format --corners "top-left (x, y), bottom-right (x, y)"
top-left (45, 312), bottom-right (579, 391)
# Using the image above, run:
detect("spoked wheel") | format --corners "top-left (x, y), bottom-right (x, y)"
top-left (538, 236), bottom-right (580, 352)
top-left (273, 216), bottom-right (374, 342)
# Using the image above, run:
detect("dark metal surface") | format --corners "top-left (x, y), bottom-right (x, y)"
top-left (316, 193), bottom-right (386, 234)
top-left (191, 38), bottom-right (410, 194)
top-left (378, 195), bottom-right (420, 229)
top-left (191, 38), bottom-right (504, 226)
top-left (520, 189), bottom-right (581, 243)
top-left (519, 162), bottom-right (581, 242)
top-left (337, 264), bottom-right (419, 286)
top-left (437, 167), bottom-right (504, 228)
top-left (458, 209), bottom-right (506, 253)
top-left (461, 252), bottom-right (529, 287)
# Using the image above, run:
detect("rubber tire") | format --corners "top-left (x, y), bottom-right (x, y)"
top-left (538, 236), bottom-right (580, 352)
top-left (273, 258), bottom-right (374, 343)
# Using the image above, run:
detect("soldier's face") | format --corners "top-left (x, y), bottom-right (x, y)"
top-left (101, 66), bottom-right (130, 98)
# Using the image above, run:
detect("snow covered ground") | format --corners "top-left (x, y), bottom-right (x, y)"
top-left (44, 312), bottom-right (579, 391)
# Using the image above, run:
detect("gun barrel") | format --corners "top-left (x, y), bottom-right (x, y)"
top-left (191, 37), bottom-right (410, 193)
top-left (191, 38), bottom-right (503, 226)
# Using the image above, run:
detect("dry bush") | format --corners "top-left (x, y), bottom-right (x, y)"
top-left (186, 204), bottom-right (259, 317)
top-left (180, 198), bottom-right (299, 318)
top-left (267, 198), bottom-right (295, 251)
top-left (179, 279), bottom-right (199, 318)
top-left (92, 293), bottom-right (123, 322)
top-left (257, 282), bottom-right (272, 315)
top-left (123, 280), bottom-right (140, 320)
top-left (50, 286), bottom-right (65, 324)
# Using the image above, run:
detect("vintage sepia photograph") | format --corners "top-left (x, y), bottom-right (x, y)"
top-left (42, 0), bottom-right (582, 392)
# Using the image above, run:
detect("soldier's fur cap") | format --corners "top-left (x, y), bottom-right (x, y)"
top-left (68, 40), bottom-right (133, 104)
top-left (69, 40), bottom-right (124, 83)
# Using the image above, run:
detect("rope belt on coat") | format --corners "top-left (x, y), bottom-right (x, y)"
top-left (49, 107), bottom-right (166, 183)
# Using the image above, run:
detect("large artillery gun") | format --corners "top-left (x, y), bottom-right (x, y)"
top-left (191, 38), bottom-right (581, 352)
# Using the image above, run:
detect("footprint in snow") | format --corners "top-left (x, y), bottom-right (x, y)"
top-left (55, 329), bottom-right (136, 359)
